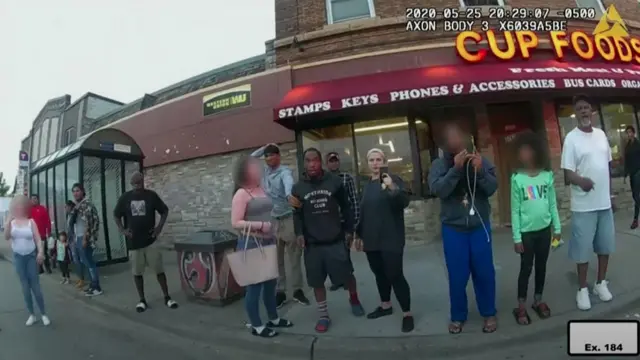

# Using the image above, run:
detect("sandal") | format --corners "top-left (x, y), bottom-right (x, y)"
top-left (531, 302), bottom-right (551, 319)
top-left (315, 318), bottom-right (331, 333)
top-left (448, 321), bottom-right (464, 334)
top-left (482, 316), bottom-right (498, 333)
top-left (251, 327), bottom-right (278, 338)
top-left (512, 307), bottom-right (531, 325)
top-left (267, 318), bottom-right (293, 328)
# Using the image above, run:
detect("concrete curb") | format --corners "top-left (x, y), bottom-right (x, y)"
top-left (54, 280), bottom-right (640, 359)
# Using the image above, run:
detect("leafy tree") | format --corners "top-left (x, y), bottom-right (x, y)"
top-left (0, 172), bottom-right (10, 196)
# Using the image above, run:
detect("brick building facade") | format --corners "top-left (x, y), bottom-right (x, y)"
top-left (24, 0), bottom-right (640, 249)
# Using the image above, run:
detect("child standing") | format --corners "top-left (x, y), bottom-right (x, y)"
top-left (510, 132), bottom-right (561, 325)
top-left (56, 232), bottom-right (72, 284)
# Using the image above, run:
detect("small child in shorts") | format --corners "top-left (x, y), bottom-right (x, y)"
top-left (56, 232), bottom-right (72, 284)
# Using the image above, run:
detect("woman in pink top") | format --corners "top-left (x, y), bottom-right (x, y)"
top-left (231, 156), bottom-right (293, 337)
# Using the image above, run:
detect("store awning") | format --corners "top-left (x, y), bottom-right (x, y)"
top-left (274, 60), bottom-right (640, 121)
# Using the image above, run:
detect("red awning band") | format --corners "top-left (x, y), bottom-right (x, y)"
top-left (274, 60), bottom-right (640, 121)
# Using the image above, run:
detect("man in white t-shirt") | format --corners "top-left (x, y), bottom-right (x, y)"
top-left (560, 94), bottom-right (615, 311)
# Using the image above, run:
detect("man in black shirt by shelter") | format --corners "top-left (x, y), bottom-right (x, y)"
top-left (114, 172), bottom-right (178, 312)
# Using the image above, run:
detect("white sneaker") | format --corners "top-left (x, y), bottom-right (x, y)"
top-left (41, 315), bottom-right (50, 326)
top-left (576, 287), bottom-right (591, 310)
top-left (25, 315), bottom-right (37, 326)
top-left (593, 280), bottom-right (613, 302)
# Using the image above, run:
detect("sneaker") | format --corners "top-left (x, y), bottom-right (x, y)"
top-left (136, 301), bottom-right (148, 313)
top-left (276, 292), bottom-right (287, 309)
top-left (593, 280), bottom-right (613, 302)
top-left (576, 287), bottom-right (591, 310)
top-left (350, 301), bottom-right (365, 317)
top-left (25, 315), bottom-right (37, 326)
top-left (41, 315), bottom-right (51, 326)
top-left (59, 279), bottom-right (67, 285)
top-left (292, 289), bottom-right (310, 306)
top-left (366, 306), bottom-right (393, 319)
top-left (85, 288), bottom-right (103, 297)
top-left (631, 219), bottom-right (638, 230)
top-left (401, 315), bottom-right (415, 333)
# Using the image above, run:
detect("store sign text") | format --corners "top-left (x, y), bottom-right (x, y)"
top-left (277, 74), bottom-right (640, 119)
top-left (456, 31), bottom-right (640, 63)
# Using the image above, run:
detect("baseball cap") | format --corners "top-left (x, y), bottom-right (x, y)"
top-left (327, 152), bottom-right (339, 161)
top-left (263, 144), bottom-right (280, 156)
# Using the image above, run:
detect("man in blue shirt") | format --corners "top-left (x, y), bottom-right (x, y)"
top-left (251, 144), bottom-right (309, 307)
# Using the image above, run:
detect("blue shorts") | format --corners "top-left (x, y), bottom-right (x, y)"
top-left (569, 209), bottom-right (615, 263)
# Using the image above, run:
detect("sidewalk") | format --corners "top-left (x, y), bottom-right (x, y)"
top-left (2, 212), bottom-right (640, 358)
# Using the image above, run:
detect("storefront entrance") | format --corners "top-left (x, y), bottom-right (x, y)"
top-left (487, 102), bottom-right (538, 226)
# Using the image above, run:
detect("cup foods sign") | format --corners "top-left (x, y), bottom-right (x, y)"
top-left (203, 84), bottom-right (251, 116)
top-left (277, 66), bottom-right (640, 119)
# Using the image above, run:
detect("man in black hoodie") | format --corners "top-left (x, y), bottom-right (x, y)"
top-left (292, 148), bottom-right (365, 333)
top-left (624, 125), bottom-right (640, 229)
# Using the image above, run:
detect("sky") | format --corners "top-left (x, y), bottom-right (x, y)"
top-left (0, 0), bottom-right (275, 190)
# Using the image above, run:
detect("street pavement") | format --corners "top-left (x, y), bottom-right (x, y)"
top-left (1, 211), bottom-right (640, 359)
top-left (0, 260), bottom-right (297, 360)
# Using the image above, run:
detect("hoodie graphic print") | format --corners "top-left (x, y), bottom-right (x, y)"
top-left (292, 172), bottom-right (353, 245)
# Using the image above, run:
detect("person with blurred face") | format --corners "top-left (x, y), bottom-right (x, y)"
top-left (561, 94), bottom-right (615, 311)
top-left (29, 194), bottom-right (52, 274)
top-left (325, 152), bottom-right (360, 291)
top-left (357, 148), bottom-right (413, 333)
top-left (231, 156), bottom-right (293, 337)
top-left (69, 183), bottom-right (103, 296)
top-left (4, 195), bottom-right (49, 326)
top-left (428, 124), bottom-right (498, 334)
top-left (624, 125), bottom-right (640, 229)
top-left (114, 172), bottom-right (177, 312)
top-left (251, 144), bottom-right (308, 307)
top-left (291, 148), bottom-right (364, 333)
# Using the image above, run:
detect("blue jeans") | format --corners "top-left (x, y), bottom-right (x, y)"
top-left (13, 251), bottom-right (46, 315)
top-left (71, 241), bottom-right (86, 280)
top-left (245, 279), bottom-right (278, 327)
top-left (237, 236), bottom-right (278, 327)
top-left (77, 237), bottom-right (100, 290)
top-left (442, 224), bottom-right (496, 322)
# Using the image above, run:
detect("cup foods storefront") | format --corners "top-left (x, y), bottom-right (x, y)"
top-left (273, 31), bottom-right (640, 240)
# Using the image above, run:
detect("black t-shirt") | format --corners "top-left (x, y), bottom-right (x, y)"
top-left (114, 189), bottom-right (168, 250)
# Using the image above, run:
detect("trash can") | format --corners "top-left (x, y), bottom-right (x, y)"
top-left (174, 229), bottom-right (244, 306)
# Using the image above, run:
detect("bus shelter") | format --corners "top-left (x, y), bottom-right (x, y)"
top-left (29, 128), bottom-right (143, 265)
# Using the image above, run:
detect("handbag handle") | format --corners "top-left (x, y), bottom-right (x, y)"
top-left (241, 222), bottom-right (265, 263)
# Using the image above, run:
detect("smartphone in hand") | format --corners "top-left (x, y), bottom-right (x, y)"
top-left (466, 135), bottom-right (476, 154)
top-left (379, 166), bottom-right (389, 183)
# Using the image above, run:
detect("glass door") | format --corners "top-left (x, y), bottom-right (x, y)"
top-left (104, 159), bottom-right (127, 260)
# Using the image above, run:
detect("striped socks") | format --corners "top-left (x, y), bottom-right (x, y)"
top-left (317, 300), bottom-right (329, 318)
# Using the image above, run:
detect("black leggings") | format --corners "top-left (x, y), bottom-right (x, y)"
top-left (517, 227), bottom-right (551, 300)
top-left (365, 251), bottom-right (411, 312)
top-left (630, 171), bottom-right (640, 220)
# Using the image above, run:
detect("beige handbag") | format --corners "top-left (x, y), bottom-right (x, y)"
top-left (227, 223), bottom-right (278, 287)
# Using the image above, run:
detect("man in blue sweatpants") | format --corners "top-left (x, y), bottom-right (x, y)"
top-left (428, 124), bottom-right (498, 334)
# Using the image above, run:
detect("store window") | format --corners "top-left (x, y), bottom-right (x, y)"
top-left (301, 124), bottom-right (356, 177)
top-left (601, 103), bottom-right (636, 178)
top-left (415, 118), bottom-right (435, 196)
top-left (326, 0), bottom-right (375, 24)
top-left (353, 117), bottom-right (413, 193)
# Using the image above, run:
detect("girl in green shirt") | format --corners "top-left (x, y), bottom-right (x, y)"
top-left (511, 132), bottom-right (561, 325)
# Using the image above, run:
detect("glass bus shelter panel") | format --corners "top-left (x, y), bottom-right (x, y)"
top-left (124, 161), bottom-right (141, 191)
top-left (104, 159), bottom-right (127, 260)
top-left (54, 162), bottom-right (66, 236)
top-left (37, 173), bottom-right (46, 205)
top-left (66, 156), bottom-right (80, 199)
top-left (46, 168), bottom-right (54, 234)
top-left (82, 156), bottom-right (107, 263)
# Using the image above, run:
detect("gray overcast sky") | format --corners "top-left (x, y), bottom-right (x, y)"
top-left (0, 0), bottom-right (274, 189)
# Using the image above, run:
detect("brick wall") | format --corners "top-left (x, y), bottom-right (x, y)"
top-left (274, 0), bottom-right (640, 66)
